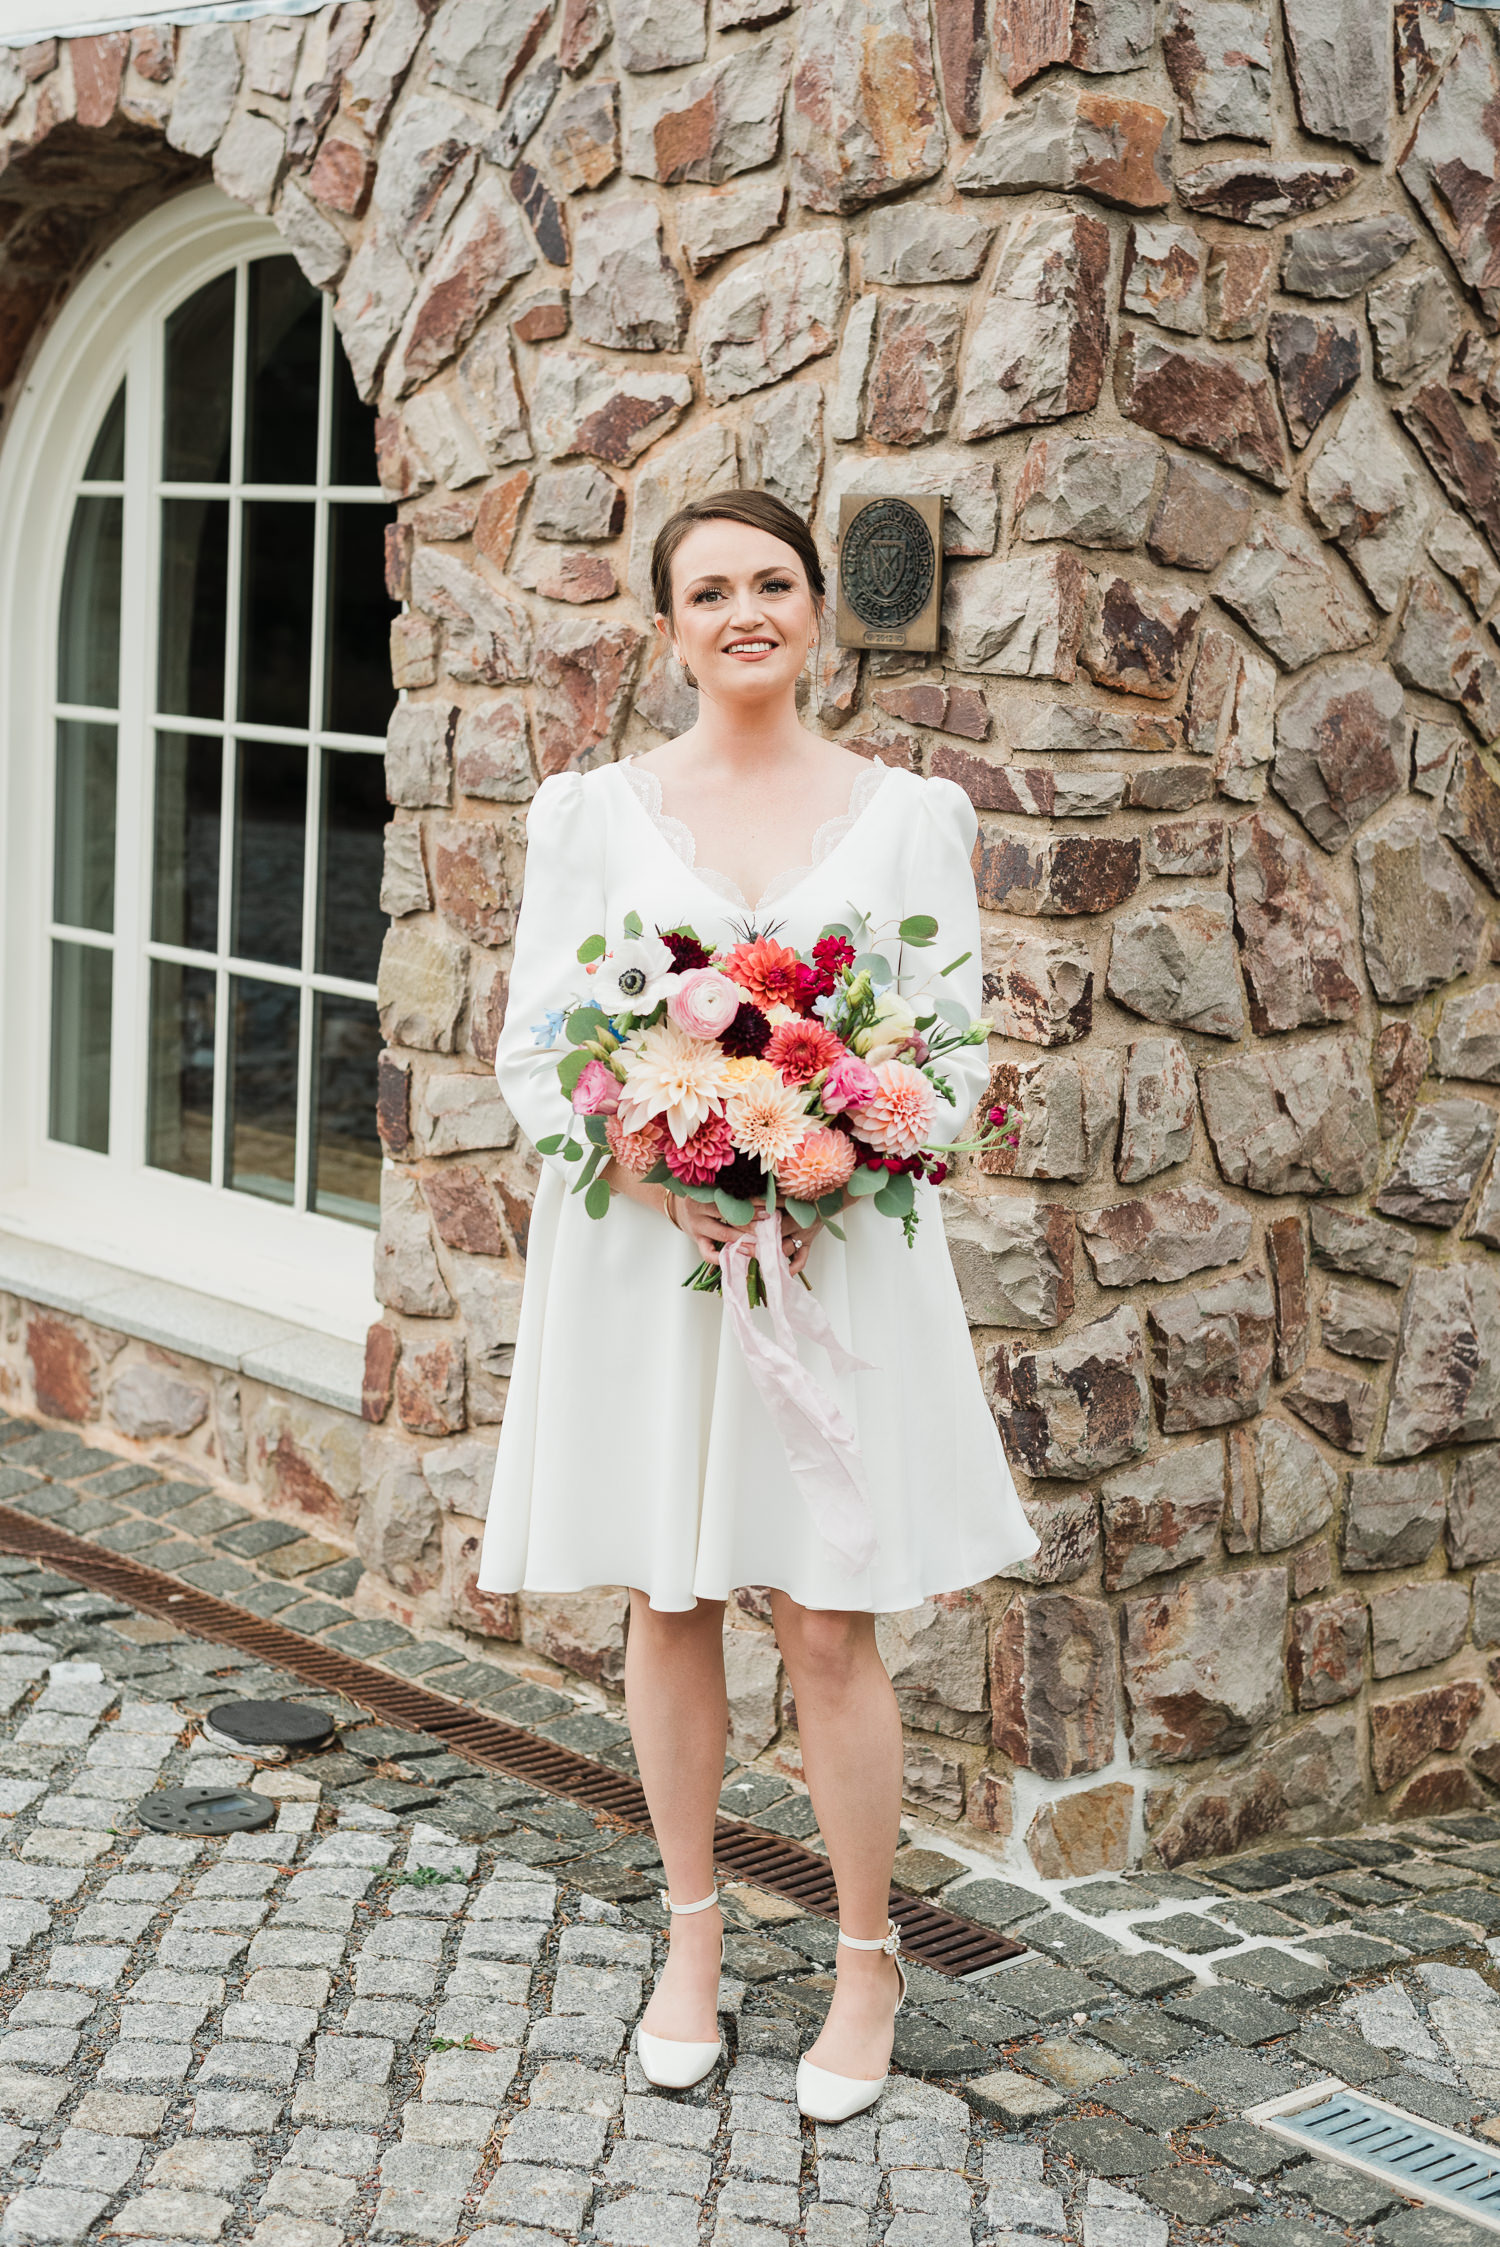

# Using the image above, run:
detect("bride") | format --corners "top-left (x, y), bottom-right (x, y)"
top-left (479, 487), bottom-right (1035, 2118)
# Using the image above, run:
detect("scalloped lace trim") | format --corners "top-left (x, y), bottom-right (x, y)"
top-left (620, 757), bottom-right (891, 914)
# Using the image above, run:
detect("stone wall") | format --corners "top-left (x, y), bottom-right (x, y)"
top-left (6, 0), bottom-right (1500, 1875)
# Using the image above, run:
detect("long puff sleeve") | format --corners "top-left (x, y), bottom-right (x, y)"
top-left (494, 771), bottom-right (600, 1176)
top-left (901, 775), bottom-right (991, 1135)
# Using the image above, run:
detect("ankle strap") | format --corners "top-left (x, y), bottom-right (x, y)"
top-left (838, 1919), bottom-right (902, 1957)
top-left (659, 1886), bottom-right (719, 1915)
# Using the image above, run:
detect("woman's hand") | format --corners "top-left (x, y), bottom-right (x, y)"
top-left (603, 1159), bottom-right (847, 1278)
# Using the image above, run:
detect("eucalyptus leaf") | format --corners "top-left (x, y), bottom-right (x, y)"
top-left (643, 1160), bottom-right (674, 1184)
top-left (874, 1170), bottom-right (915, 1217)
top-left (572, 1145), bottom-right (605, 1193)
top-left (936, 995), bottom-right (971, 1030)
top-left (764, 1174), bottom-right (776, 1213)
top-left (939, 949), bottom-right (972, 977)
top-left (583, 1113), bottom-right (610, 1146)
top-left (824, 1220), bottom-right (847, 1242)
top-left (783, 1198), bottom-right (816, 1226)
top-left (682, 1182), bottom-right (720, 1202)
top-left (565, 1007), bottom-right (607, 1046)
top-left (563, 1140), bottom-right (583, 1162)
top-left (535, 1133), bottom-right (563, 1155)
top-left (899, 913), bottom-right (938, 943)
top-left (715, 1189), bottom-right (756, 1223)
top-left (623, 909), bottom-right (643, 938)
top-left (557, 1049), bottom-right (591, 1095)
top-left (845, 1168), bottom-right (885, 1197)
top-left (853, 951), bottom-right (893, 986)
top-left (816, 1192), bottom-right (846, 1218)
top-left (584, 1177), bottom-right (612, 1219)
top-left (577, 933), bottom-right (606, 963)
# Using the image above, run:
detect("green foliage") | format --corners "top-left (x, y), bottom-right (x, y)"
top-left (715, 1189), bottom-right (756, 1223)
top-left (557, 1048), bottom-right (591, 1096)
top-left (853, 951), bottom-right (893, 986)
top-left (577, 933), bottom-right (605, 963)
top-left (845, 1168), bottom-right (885, 1197)
top-left (623, 910), bottom-right (643, 938)
top-left (874, 1171), bottom-right (915, 1218)
top-left (392, 1866), bottom-right (451, 1888)
top-left (939, 949), bottom-right (971, 977)
top-left (565, 1006), bottom-right (607, 1046)
top-left (535, 1133), bottom-right (563, 1156)
top-left (783, 1197), bottom-right (817, 1226)
top-left (898, 914), bottom-right (937, 944)
top-left (585, 1177), bottom-right (612, 1219)
top-left (583, 1113), bottom-right (610, 1146)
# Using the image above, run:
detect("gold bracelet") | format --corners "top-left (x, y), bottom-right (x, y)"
top-left (663, 1192), bottom-right (680, 1230)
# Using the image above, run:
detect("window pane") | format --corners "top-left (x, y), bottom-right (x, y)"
top-left (331, 341), bottom-right (379, 486)
top-left (228, 975), bottom-right (298, 1205)
top-left (152, 733), bottom-right (221, 951)
top-left (85, 383), bottom-right (125, 481)
top-left (311, 992), bottom-right (381, 1225)
top-left (53, 720), bottom-right (116, 933)
top-left (158, 499), bottom-right (228, 721)
top-left (318, 750), bottom-right (387, 984)
top-left (147, 959), bottom-right (214, 1182)
top-left (240, 500), bottom-right (314, 728)
top-left (49, 939), bottom-right (111, 1152)
top-left (164, 270), bottom-right (234, 482)
top-left (57, 496), bottom-right (122, 708)
top-left (233, 740), bottom-right (305, 969)
top-left (247, 256), bottom-right (320, 487)
top-left (326, 502), bottom-right (397, 737)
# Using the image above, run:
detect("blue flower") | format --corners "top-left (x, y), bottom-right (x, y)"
top-left (530, 1007), bottom-right (568, 1048)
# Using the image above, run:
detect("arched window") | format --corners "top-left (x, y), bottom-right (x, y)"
top-left (0, 190), bottom-right (396, 1336)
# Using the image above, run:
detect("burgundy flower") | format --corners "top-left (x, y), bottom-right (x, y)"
top-left (813, 934), bottom-right (856, 975)
top-left (720, 1002), bottom-right (771, 1058)
top-left (659, 927), bottom-right (712, 972)
top-left (794, 961), bottom-right (836, 1013)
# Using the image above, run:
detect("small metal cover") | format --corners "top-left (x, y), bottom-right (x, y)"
top-left (836, 494), bottom-right (943, 652)
top-left (208, 1700), bottom-right (335, 1750)
top-left (139, 1785), bottom-right (276, 1835)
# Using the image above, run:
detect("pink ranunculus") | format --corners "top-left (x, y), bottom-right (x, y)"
top-left (668, 967), bottom-right (745, 1040)
top-left (571, 1059), bottom-right (622, 1115)
top-left (819, 1051), bottom-right (881, 1116)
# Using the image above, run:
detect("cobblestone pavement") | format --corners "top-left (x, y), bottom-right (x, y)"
top-left (3, 1414), bottom-right (1500, 2247)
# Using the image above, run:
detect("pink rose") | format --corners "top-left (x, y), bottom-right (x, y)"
top-left (571, 1059), bottom-right (621, 1115)
top-left (819, 1052), bottom-right (881, 1116)
top-left (668, 967), bottom-right (744, 1040)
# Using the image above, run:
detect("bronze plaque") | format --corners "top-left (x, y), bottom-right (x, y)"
top-left (835, 493), bottom-right (943, 652)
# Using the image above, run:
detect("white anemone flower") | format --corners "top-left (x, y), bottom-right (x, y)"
top-left (590, 931), bottom-right (682, 1019)
top-left (616, 1018), bottom-right (735, 1145)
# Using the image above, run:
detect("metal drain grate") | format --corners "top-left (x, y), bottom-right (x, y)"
top-left (0, 1501), bottom-right (1024, 1979)
top-left (1246, 2080), bottom-right (1500, 2232)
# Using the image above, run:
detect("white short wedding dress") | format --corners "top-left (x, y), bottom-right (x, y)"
top-left (477, 755), bottom-right (1037, 1614)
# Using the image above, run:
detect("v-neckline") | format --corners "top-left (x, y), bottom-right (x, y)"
top-left (618, 756), bottom-right (894, 916)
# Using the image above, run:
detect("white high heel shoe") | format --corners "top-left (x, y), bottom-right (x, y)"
top-left (635, 1886), bottom-right (724, 2090)
top-left (796, 1918), bottom-right (907, 2123)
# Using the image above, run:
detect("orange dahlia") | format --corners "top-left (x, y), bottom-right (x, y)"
top-left (849, 1059), bottom-right (940, 1158)
top-left (605, 1113), bottom-right (669, 1175)
top-left (721, 935), bottom-right (804, 1012)
top-left (776, 1126), bottom-right (857, 1201)
top-left (765, 1019), bottom-right (846, 1085)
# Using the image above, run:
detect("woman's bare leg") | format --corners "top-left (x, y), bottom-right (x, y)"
top-left (626, 1591), bottom-right (728, 2041)
top-left (768, 1594), bottom-right (904, 2078)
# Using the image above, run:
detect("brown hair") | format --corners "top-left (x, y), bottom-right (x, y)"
top-left (650, 489), bottom-right (826, 620)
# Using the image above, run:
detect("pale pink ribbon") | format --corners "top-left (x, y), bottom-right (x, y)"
top-left (718, 1209), bottom-right (878, 1573)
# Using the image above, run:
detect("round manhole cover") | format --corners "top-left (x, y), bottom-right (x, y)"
top-left (205, 1700), bottom-right (335, 1753)
top-left (138, 1785), bottom-right (276, 1835)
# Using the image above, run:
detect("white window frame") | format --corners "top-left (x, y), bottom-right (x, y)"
top-left (0, 185), bottom-right (385, 1344)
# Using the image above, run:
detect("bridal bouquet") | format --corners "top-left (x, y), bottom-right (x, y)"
top-left (532, 909), bottom-right (1014, 1302)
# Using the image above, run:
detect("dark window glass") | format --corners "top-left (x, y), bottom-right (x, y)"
top-left (228, 975), bottom-right (298, 1204)
top-left (152, 733), bottom-right (221, 951)
top-left (158, 499), bottom-right (228, 721)
top-left (240, 500), bottom-right (314, 728)
top-left (317, 750), bottom-right (387, 982)
top-left (53, 721), bottom-right (117, 933)
top-left (49, 940), bottom-right (111, 1152)
top-left (311, 992), bottom-right (381, 1225)
top-left (147, 960), bottom-right (215, 1182)
top-left (232, 741), bottom-right (305, 970)
top-left (163, 269), bottom-right (235, 482)
top-left (326, 502), bottom-right (397, 737)
top-left (57, 497), bottom-right (122, 709)
top-left (331, 342), bottom-right (380, 486)
top-left (85, 383), bottom-right (126, 480)
top-left (246, 256), bottom-right (321, 487)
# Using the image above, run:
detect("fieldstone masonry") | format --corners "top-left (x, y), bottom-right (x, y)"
top-left (6, 0), bottom-right (1500, 1880)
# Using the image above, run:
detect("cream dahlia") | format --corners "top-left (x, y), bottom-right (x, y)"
top-left (616, 1018), bottom-right (733, 1146)
top-left (724, 1074), bottom-right (813, 1169)
top-left (849, 1059), bottom-right (940, 1157)
top-left (605, 1113), bottom-right (669, 1175)
top-left (776, 1126), bottom-right (857, 1201)
top-left (765, 1018), bottom-right (846, 1085)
